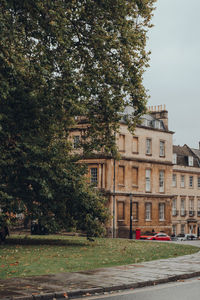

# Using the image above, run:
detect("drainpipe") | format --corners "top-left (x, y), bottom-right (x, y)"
top-left (129, 194), bottom-right (133, 239)
top-left (112, 158), bottom-right (116, 238)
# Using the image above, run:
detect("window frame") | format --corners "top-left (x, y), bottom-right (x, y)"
top-left (159, 170), bottom-right (165, 193)
top-left (146, 138), bottom-right (152, 155)
top-left (145, 169), bottom-right (151, 192)
top-left (159, 140), bottom-right (165, 157)
top-left (159, 203), bottom-right (165, 221)
top-left (132, 136), bottom-right (139, 154)
top-left (172, 174), bottom-right (177, 187)
top-left (189, 176), bottom-right (193, 188)
top-left (118, 165), bottom-right (125, 186)
top-left (119, 134), bottom-right (125, 152)
top-left (90, 167), bottom-right (98, 187)
top-left (117, 201), bottom-right (125, 221)
top-left (180, 175), bottom-right (185, 188)
top-left (188, 156), bottom-right (194, 166)
top-left (145, 202), bottom-right (152, 221)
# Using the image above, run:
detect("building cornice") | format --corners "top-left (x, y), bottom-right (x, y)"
top-left (173, 168), bottom-right (200, 175)
top-left (102, 190), bottom-right (174, 199)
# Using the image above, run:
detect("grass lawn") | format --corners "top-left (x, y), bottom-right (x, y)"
top-left (0, 234), bottom-right (199, 279)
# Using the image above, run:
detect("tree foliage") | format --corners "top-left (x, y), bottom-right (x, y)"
top-left (0, 0), bottom-right (156, 236)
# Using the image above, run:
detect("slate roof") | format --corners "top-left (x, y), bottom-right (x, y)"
top-left (191, 148), bottom-right (200, 160)
top-left (173, 144), bottom-right (200, 167)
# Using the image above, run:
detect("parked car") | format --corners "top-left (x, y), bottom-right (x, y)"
top-left (147, 232), bottom-right (171, 241)
top-left (140, 231), bottom-right (157, 240)
top-left (175, 233), bottom-right (186, 241)
top-left (183, 234), bottom-right (198, 241)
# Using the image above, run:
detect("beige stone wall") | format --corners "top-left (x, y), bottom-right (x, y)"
top-left (117, 125), bottom-right (173, 163)
top-left (70, 119), bottom-right (174, 238)
top-left (172, 165), bottom-right (200, 235)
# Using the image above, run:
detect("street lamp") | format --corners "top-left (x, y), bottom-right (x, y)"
top-left (129, 194), bottom-right (133, 239)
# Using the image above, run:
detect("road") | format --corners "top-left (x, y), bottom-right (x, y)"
top-left (71, 277), bottom-right (200, 300)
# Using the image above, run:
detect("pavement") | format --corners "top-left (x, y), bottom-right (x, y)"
top-left (1, 241), bottom-right (200, 300)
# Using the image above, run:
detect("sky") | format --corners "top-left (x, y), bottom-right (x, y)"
top-left (143, 0), bottom-right (200, 149)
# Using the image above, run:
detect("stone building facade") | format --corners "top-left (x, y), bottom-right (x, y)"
top-left (172, 144), bottom-right (200, 236)
top-left (70, 105), bottom-right (174, 238)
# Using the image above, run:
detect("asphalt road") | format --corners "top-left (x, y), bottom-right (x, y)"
top-left (74, 277), bottom-right (200, 300)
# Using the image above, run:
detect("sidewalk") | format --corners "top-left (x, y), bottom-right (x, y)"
top-left (1, 248), bottom-right (200, 300)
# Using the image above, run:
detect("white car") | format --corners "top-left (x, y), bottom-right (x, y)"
top-left (183, 234), bottom-right (198, 241)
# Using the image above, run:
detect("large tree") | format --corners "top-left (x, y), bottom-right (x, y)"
top-left (0, 0), bottom-right (156, 235)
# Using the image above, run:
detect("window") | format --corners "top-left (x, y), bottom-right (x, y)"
top-left (198, 199), bottom-right (200, 216)
top-left (159, 170), bottom-right (165, 192)
top-left (189, 198), bottom-right (194, 216)
top-left (146, 138), bottom-right (152, 155)
top-left (172, 174), bottom-right (177, 187)
top-left (180, 198), bottom-right (185, 216)
top-left (189, 198), bottom-right (194, 210)
top-left (145, 203), bottom-right (152, 221)
top-left (73, 135), bottom-right (80, 149)
top-left (117, 201), bottom-right (125, 221)
top-left (132, 167), bottom-right (138, 186)
top-left (119, 134), bottom-right (125, 152)
top-left (172, 199), bottom-right (177, 216)
top-left (160, 141), bottom-right (165, 157)
top-left (172, 224), bottom-right (176, 235)
top-left (181, 224), bottom-right (185, 234)
top-left (159, 203), bottom-right (165, 221)
top-left (189, 176), bottom-right (193, 188)
top-left (133, 202), bottom-right (138, 221)
top-left (173, 153), bottom-right (177, 164)
top-left (90, 168), bottom-right (98, 186)
top-left (145, 169), bottom-right (151, 192)
top-left (153, 120), bottom-right (160, 129)
top-left (132, 137), bottom-right (138, 153)
top-left (198, 177), bottom-right (200, 188)
top-left (188, 156), bottom-right (194, 166)
top-left (118, 166), bottom-right (125, 185)
top-left (180, 175), bottom-right (185, 188)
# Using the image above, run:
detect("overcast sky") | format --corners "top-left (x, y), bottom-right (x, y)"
top-left (143, 0), bottom-right (200, 149)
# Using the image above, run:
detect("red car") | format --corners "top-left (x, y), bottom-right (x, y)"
top-left (140, 232), bottom-right (157, 240)
top-left (147, 232), bottom-right (171, 241)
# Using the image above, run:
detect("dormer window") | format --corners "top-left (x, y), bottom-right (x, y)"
top-left (173, 153), bottom-right (177, 164)
top-left (153, 120), bottom-right (160, 129)
top-left (188, 156), bottom-right (194, 166)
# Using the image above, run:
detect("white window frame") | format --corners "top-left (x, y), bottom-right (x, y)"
top-left (145, 203), bottom-right (151, 221)
top-left (198, 199), bottom-right (200, 216)
top-left (172, 174), bottom-right (177, 187)
top-left (172, 199), bottom-right (177, 216)
top-left (180, 198), bottom-right (185, 216)
top-left (159, 203), bottom-right (165, 221)
top-left (189, 199), bottom-right (194, 211)
top-left (198, 177), bottom-right (200, 188)
top-left (146, 138), bottom-right (152, 155)
top-left (145, 169), bottom-right (151, 192)
top-left (188, 156), bottom-right (194, 166)
top-left (159, 170), bottom-right (165, 192)
top-left (160, 141), bottom-right (165, 157)
top-left (180, 175), bottom-right (185, 188)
